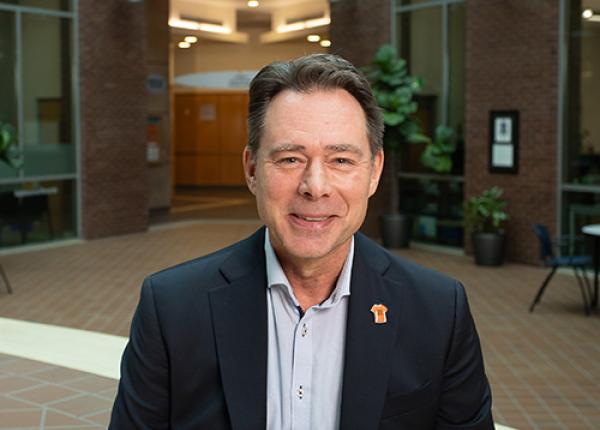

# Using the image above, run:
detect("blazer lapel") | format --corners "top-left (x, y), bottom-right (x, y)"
top-left (209, 229), bottom-right (268, 430)
top-left (339, 234), bottom-right (404, 430)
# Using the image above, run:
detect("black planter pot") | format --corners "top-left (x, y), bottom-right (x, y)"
top-left (379, 213), bottom-right (412, 248)
top-left (472, 232), bottom-right (505, 266)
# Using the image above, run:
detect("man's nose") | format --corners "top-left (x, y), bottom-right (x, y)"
top-left (297, 160), bottom-right (332, 200)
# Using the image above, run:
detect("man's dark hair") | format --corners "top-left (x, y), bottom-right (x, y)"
top-left (247, 54), bottom-right (384, 158)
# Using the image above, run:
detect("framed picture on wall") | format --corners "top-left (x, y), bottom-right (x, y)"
top-left (489, 110), bottom-right (519, 174)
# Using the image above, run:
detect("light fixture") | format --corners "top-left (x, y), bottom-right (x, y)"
top-left (169, 18), bottom-right (231, 34)
top-left (582, 8), bottom-right (593, 19)
top-left (178, 41), bottom-right (191, 48)
top-left (184, 35), bottom-right (198, 43)
top-left (277, 16), bottom-right (331, 33)
top-left (247, 0), bottom-right (259, 7)
top-left (307, 34), bottom-right (320, 42)
top-left (320, 39), bottom-right (331, 48)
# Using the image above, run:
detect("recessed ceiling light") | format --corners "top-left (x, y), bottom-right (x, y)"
top-left (248, 0), bottom-right (259, 7)
top-left (320, 39), bottom-right (331, 48)
top-left (178, 41), bottom-right (191, 48)
top-left (307, 34), bottom-right (320, 42)
top-left (582, 9), bottom-right (594, 19)
top-left (184, 36), bottom-right (198, 43)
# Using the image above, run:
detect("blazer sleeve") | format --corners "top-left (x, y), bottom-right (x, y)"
top-left (436, 282), bottom-right (494, 430)
top-left (109, 277), bottom-right (170, 429)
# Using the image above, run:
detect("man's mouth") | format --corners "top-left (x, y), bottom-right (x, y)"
top-left (294, 214), bottom-right (330, 222)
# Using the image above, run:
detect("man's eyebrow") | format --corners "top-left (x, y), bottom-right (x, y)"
top-left (324, 144), bottom-right (365, 156)
top-left (268, 144), bottom-right (306, 156)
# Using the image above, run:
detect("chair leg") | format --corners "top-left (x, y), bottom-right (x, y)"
top-left (573, 266), bottom-right (591, 316)
top-left (580, 266), bottom-right (594, 302)
top-left (530, 267), bottom-right (557, 313)
top-left (0, 264), bottom-right (13, 295)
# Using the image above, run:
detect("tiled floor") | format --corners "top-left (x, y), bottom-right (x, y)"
top-left (0, 353), bottom-right (116, 429)
top-left (1, 215), bottom-right (600, 428)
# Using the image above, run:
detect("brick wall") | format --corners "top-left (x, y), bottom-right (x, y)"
top-left (330, 0), bottom-right (392, 238)
top-left (330, 0), bottom-right (392, 68)
top-left (79, 0), bottom-right (149, 239)
top-left (464, 0), bottom-right (560, 264)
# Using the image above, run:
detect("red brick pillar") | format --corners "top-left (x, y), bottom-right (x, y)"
top-left (79, 0), bottom-right (149, 239)
top-left (464, 0), bottom-right (560, 264)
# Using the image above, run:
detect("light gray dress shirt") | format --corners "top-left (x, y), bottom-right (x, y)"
top-left (265, 229), bottom-right (353, 430)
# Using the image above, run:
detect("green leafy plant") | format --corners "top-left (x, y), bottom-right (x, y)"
top-left (464, 187), bottom-right (509, 234)
top-left (364, 44), bottom-right (429, 213)
top-left (0, 122), bottom-right (22, 168)
top-left (420, 125), bottom-right (455, 173)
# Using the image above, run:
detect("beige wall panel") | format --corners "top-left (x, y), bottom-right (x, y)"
top-left (176, 154), bottom-right (221, 185)
top-left (218, 93), bottom-right (248, 155)
top-left (220, 154), bottom-right (245, 185)
top-left (174, 95), bottom-right (198, 153)
top-left (194, 95), bottom-right (220, 153)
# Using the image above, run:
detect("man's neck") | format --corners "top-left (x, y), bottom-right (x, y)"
top-left (274, 241), bottom-right (351, 312)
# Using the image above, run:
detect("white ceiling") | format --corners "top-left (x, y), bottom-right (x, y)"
top-left (170, 0), bottom-right (330, 43)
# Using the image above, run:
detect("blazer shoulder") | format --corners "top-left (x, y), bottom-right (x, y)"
top-left (356, 232), bottom-right (458, 292)
top-left (146, 227), bottom-right (265, 298)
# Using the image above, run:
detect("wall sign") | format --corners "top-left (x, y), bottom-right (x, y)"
top-left (489, 110), bottom-right (519, 174)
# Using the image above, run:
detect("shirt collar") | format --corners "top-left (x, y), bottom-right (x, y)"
top-left (264, 229), bottom-right (353, 307)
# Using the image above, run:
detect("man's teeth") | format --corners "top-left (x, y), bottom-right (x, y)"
top-left (300, 216), bottom-right (328, 222)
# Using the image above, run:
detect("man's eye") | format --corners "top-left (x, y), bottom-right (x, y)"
top-left (277, 157), bottom-right (301, 165)
top-left (334, 158), bottom-right (352, 165)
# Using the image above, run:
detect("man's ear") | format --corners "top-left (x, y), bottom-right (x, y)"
top-left (368, 149), bottom-right (384, 197)
top-left (242, 146), bottom-right (257, 195)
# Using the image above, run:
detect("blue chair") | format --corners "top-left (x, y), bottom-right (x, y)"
top-left (530, 224), bottom-right (593, 316)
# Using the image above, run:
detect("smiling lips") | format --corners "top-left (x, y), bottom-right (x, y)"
top-left (290, 213), bottom-right (336, 227)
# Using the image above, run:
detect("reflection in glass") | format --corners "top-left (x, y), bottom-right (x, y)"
top-left (399, 177), bottom-right (464, 246)
top-left (565, 1), bottom-right (600, 186)
top-left (0, 11), bottom-right (18, 179)
top-left (0, 0), bottom-right (71, 12)
top-left (0, 179), bottom-right (76, 248)
top-left (397, 7), bottom-right (443, 174)
top-left (448, 3), bottom-right (465, 175)
top-left (562, 191), bottom-right (600, 250)
top-left (22, 13), bottom-right (74, 176)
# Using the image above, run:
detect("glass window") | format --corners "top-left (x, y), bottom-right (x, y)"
top-left (0, 179), bottom-right (76, 248)
top-left (0, 1), bottom-right (71, 12)
top-left (398, 177), bottom-right (464, 246)
top-left (395, 1), bottom-right (466, 247)
top-left (562, 191), bottom-right (600, 243)
top-left (564, 0), bottom-right (600, 186)
top-left (0, 11), bottom-right (18, 179)
top-left (397, 6), bottom-right (443, 174)
top-left (21, 13), bottom-right (75, 176)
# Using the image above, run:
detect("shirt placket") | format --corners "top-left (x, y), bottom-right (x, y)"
top-left (290, 311), bottom-right (313, 430)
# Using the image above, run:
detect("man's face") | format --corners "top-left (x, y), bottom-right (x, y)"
top-left (243, 88), bottom-right (383, 265)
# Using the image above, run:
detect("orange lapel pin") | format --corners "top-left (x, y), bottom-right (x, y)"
top-left (370, 304), bottom-right (388, 324)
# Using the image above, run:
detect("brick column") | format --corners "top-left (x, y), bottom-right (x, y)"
top-left (79, 0), bottom-right (149, 238)
top-left (464, 0), bottom-right (560, 264)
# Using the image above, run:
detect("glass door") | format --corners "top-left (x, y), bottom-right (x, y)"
top-left (0, 2), bottom-right (77, 248)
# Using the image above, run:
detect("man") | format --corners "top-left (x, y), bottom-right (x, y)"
top-left (110, 54), bottom-right (493, 429)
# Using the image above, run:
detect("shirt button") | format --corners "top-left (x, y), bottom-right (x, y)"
top-left (297, 385), bottom-right (304, 399)
top-left (301, 324), bottom-right (309, 337)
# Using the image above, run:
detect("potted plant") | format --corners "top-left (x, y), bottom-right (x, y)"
top-left (0, 122), bottom-right (22, 168)
top-left (364, 44), bottom-right (430, 248)
top-left (420, 125), bottom-right (455, 174)
top-left (464, 186), bottom-right (509, 266)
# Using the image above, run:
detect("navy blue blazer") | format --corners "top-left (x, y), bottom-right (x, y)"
top-left (110, 228), bottom-right (493, 429)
